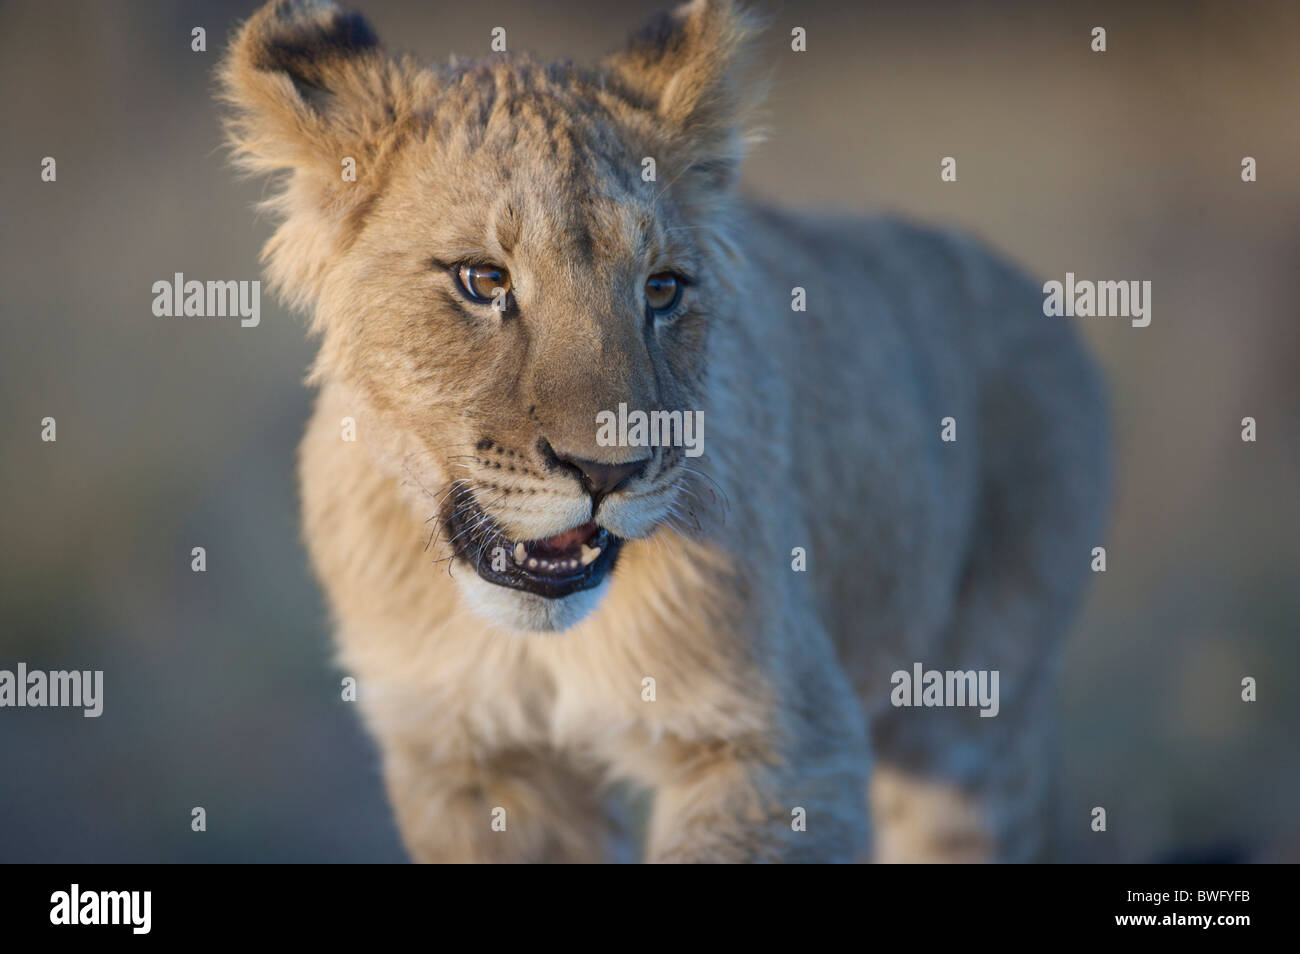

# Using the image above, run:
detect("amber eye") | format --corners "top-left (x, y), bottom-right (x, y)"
top-left (645, 272), bottom-right (682, 314)
top-left (456, 264), bottom-right (511, 305)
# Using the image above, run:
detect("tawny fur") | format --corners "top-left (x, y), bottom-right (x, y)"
top-left (220, 0), bottom-right (1108, 862)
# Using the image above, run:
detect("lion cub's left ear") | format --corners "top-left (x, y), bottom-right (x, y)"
top-left (219, 0), bottom-right (431, 310)
top-left (603, 0), bottom-right (767, 193)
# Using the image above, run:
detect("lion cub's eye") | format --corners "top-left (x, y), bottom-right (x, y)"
top-left (456, 264), bottom-right (511, 305)
top-left (645, 273), bottom-right (682, 314)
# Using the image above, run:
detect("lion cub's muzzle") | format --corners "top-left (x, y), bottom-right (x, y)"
top-left (441, 485), bottom-right (623, 599)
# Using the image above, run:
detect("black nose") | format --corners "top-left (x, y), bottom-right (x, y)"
top-left (554, 453), bottom-right (647, 504)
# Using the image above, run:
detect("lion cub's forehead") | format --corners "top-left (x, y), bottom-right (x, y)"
top-left (414, 60), bottom-right (681, 265)
top-left (428, 62), bottom-right (641, 180)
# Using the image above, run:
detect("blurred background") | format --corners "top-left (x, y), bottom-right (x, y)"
top-left (1, 0), bottom-right (1297, 862)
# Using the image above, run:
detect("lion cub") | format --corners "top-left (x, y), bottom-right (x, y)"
top-left (221, 0), bottom-right (1108, 862)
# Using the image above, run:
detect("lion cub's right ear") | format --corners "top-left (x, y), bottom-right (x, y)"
top-left (219, 0), bottom-right (430, 310)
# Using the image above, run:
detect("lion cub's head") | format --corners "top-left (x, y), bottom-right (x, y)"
top-left (221, 0), bottom-right (762, 631)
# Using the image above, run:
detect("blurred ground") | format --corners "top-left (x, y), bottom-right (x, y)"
top-left (1, 0), bottom-right (1297, 861)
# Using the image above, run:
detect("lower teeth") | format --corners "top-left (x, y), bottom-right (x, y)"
top-left (506, 538), bottom-right (604, 574)
top-left (512, 545), bottom-right (603, 574)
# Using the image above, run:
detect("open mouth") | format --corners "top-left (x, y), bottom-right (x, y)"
top-left (441, 487), bottom-right (623, 599)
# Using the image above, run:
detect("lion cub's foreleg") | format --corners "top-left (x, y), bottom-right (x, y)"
top-left (381, 740), bottom-right (613, 863)
top-left (639, 646), bottom-right (872, 863)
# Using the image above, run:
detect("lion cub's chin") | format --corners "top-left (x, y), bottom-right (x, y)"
top-left (455, 571), bottom-right (610, 634)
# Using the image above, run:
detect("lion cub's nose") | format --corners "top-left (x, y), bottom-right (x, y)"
top-left (555, 453), bottom-right (647, 504)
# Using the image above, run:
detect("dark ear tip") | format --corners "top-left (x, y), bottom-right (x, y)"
top-left (626, 9), bottom-right (685, 56)
top-left (321, 9), bottom-right (378, 51)
top-left (248, 0), bottom-right (378, 73)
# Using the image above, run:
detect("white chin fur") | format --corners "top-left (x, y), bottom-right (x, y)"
top-left (455, 568), bottom-right (609, 633)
